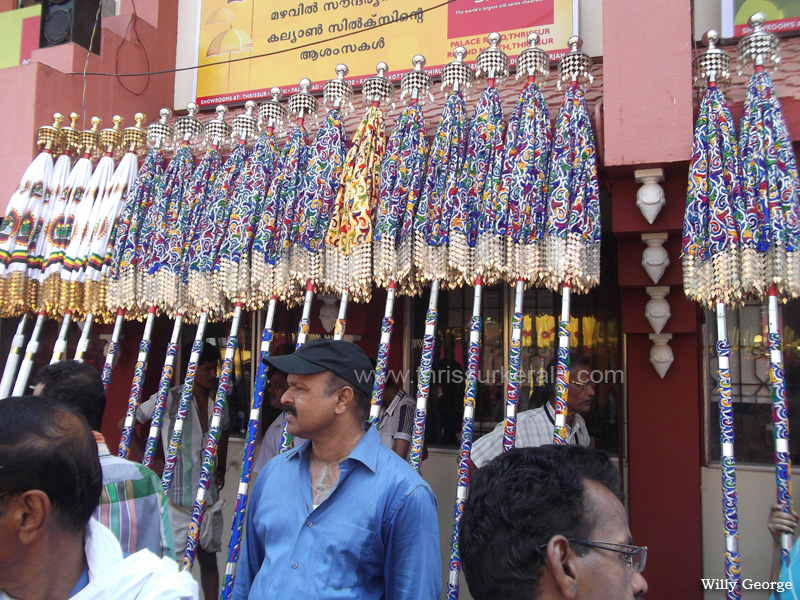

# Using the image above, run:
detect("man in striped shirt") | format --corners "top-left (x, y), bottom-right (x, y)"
top-left (32, 360), bottom-right (174, 559)
top-left (470, 354), bottom-right (593, 472)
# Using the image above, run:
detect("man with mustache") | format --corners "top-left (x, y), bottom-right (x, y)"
top-left (461, 445), bottom-right (648, 600)
top-left (231, 339), bottom-right (441, 599)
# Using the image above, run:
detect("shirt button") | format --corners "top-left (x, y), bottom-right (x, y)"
top-left (307, 522), bottom-right (312, 527)
top-left (292, 562), bottom-right (298, 569)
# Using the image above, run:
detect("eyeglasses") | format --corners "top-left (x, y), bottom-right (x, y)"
top-left (570, 379), bottom-right (595, 389)
top-left (569, 539), bottom-right (647, 573)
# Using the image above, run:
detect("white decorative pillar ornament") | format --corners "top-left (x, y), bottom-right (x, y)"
top-left (318, 295), bottom-right (338, 333)
top-left (645, 286), bottom-right (671, 334)
top-left (649, 333), bottom-right (674, 379)
top-left (641, 233), bottom-right (669, 284)
top-left (635, 168), bottom-right (666, 224)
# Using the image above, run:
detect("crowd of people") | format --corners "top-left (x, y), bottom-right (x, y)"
top-left (34, 339), bottom-right (800, 598)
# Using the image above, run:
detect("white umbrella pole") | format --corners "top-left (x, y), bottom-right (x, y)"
top-left (50, 311), bottom-right (72, 364)
top-left (552, 283), bottom-right (571, 443)
top-left (101, 309), bottom-right (126, 393)
top-left (73, 313), bottom-right (94, 362)
top-left (333, 289), bottom-right (349, 340)
top-left (409, 279), bottom-right (439, 471)
top-left (0, 314), bottom-right (30, 398)
top-left (368, 282), bottom-right (396, 425)
top-left (503, 279), bottom-right (525, 452)
top-left (12, 311), bottom-right (47, 396)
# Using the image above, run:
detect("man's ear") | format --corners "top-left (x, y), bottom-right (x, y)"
top-left (14, 491), bottom-right (51, 545)
top-left (544, 535), bottom-right (581, 599)
top-left (333, 386), bottom-right (355, 415)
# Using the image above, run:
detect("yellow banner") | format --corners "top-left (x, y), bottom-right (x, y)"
top-left (195, 0), bottom-right (573, 106)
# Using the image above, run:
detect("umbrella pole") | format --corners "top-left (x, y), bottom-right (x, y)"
top-left (73, 312), bottom-right (94, 362)
top-left (51, 310), bottom-right (73, 364)
top-left (552, 282), bottom-right (572, 444)
top-left (101, 308), bottom-right (126, 394)
top-left (221, 296), bottom-right (277, 600)
top-left (278, 281), bottom-right (315, 454)
top-left (118, 306), bottom-right (157, 459)
top-left (333, 289), bottom-right (349, 340)
top-left (767, 285), bottom-right (793, 564)
top-left (368, 282), bottom-right (396, 426)
top-left (716, 302), bottom-right (741, 598)
top-left (503, 279), bottom-right (524, 452)
top-left (409, 279), bottom-right (439, 471)
top-left (0, 314), bottom-right (30, 398)
top-left (447, 277), bottom-right (482, 600)
top-left (162, 311), bottom-right (209, 494)
top-left (10, 310), bottom-right (46, 396)
top-left (181, 302), bottom-right (243, 571)
top-left (142, 311), bottom-right (184, 469)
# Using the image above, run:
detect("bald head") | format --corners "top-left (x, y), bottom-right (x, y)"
top-left (0, 396), bottom-right (102, 533)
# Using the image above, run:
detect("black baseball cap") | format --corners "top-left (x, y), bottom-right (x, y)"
top-left (263, 339), bottom-right (375, 396)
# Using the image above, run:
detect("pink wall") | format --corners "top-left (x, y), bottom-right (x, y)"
top-left (0, 1), bottom-right (178, 215)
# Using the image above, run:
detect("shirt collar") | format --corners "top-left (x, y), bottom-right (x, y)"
top-left (288, 424), bottom-right (380, 473)
top-left (544, 401), bottom-right (584, 432)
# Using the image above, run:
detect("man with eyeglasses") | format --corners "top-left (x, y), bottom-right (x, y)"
top-left (231, 339), bottom-right (441, 599)
top-left (470, 354), bottom-right (594, 473)
top-left (461, 444), bottom-right (648, 600)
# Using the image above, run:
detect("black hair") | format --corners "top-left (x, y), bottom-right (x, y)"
top-left (325, 372), bottom-right (370, 421)
top-left (461, 445), bottom-right (622, 600)
top-left (31, 360), bottom-right (105, 431)
top-left (180, 341), bottom-right (221, 376)
top-left (530, 353), bottom-right (592, 408)
top-left (0, 396), bottom-right (102, 534)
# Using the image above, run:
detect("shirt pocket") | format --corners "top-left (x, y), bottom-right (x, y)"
top-left (313, 520), bottom-right (380, 591)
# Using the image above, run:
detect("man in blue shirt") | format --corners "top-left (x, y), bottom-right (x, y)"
top-left (232, 339), bottom-right (441, 599)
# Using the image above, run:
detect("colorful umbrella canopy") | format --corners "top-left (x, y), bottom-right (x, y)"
top-left (40, 122), bottom-right (96, 318)
top-left (215, 90), bottom-right (286, 309)
top-left (0, 114), bottom-right (62, 317)
top-left (542, 37), bottom-right (601, 295)
top-left (252, 79), bottom-right (315, 305)
top-left (289, 65), bottom-right (352, 291)
top-left (186, 102), bottom-right (257, 319)
top-left (461, 32), bottom-right (509, 287)
top-left (502, 33), bottom-right (552, 286)
top-left (413, 47), bottom-right (473, 288)
top-left (83, 115), bottom-right (149, 323)
top-left (683, 31), bottom-right (754, 599)
top-left (737, 12), bottom-right (800, 567)
top-left (373, 55), bottom-right (432, 296)
top-left (107, 109), bottom-right (171, 318)
top-left (138, 103), bottom-right (203, 314)
top-left (325, 63), bottom-right (393, 303)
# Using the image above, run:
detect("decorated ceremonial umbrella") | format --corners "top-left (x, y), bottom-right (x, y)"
top-left (137, 105), bottom-right (203, 469)
top-left (0, 114), bottom-right (61, 318)
top-left (409, 46), bottom-right (473, 471)
top-left (325, 62), bottom-right (393, 305)
top-left (683, 31), bottom-right (754, 598)
top-left (186, 102), bottom-right (256, 320)
top-left (445, 33), bottom-right (508, 600)
top-left (215, 88), bottom-right (286, 310)
top-left (368, 55), bottom-right (432, 426)
top-left (252, 80), bottom-right (316, 309)
top-left (541, 37), bottom-right (600, 449)
top-left (499, 33), bottom-right (552, 452)
top-left (737, 13), bottom-right (800, 566)
top-left (101, 110), bottom-right (171, 392)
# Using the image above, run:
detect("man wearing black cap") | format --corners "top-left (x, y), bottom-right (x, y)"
top-left (231, 339), bottom-right (441, 600)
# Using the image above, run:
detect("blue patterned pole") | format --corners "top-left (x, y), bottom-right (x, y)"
top-left (552, 283), bottom-right (571, 444)
top-left (101, 309), bottom-right (125, 394)
top-left (162, 311), bottom-right (209, 493)
top-left (118, 306), bottom-right (157, 458)
top-left (73, 313), bottom-right (94, 362)
top-left (182, 303), bottom-right (242, 570)
top-left (221, 297), bottom-right (277, 599)
top-left (768, 286), bottom-right (794, 565)
top-left (409, 279), bottom-right (439, 471)
top-left (447, 278), bottom-right (482, 600)
top-left (368, 282), bottom-right (396, 426)
top-left (716, 303), bottom-right (740, 599)
top-left (142, 312), bottom-right (184, 469)
top-left (50, 311), bottom-right (72, 364)
top-left (11, 310), bottom-right (46, 396)
top-left (503, 280), bottom-right (524, 452)
top-left (0, 314), bottom-right (29, 399)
